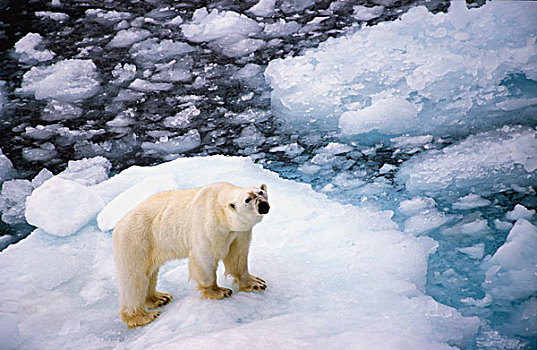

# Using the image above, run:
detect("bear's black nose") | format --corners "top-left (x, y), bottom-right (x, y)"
top-left (258, 201), bottom-right (270, 215)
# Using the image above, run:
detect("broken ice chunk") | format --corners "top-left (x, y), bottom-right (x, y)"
top-left (17, 59), bottom-right (100, 101)
top-left (352, 5), bottom-right (384, 21)
top-left (108, 28), bottom-right (151, 48)
top-left (14, 33), bottom-right (55, 63)
top-left (25, 177), bottom-right (105, 236)
top-left (505, 204), bottom-right (536, 221)
top-left (457, 243), bottom-right (485, 260)
top-left (452, 194), bottom-right (492, 210)
top-left (483, 219), bottom-right (537, 302)
top-left (141, 129), bottom-right (201, 155)
top-left (129, 79), bottom-right (173, 92)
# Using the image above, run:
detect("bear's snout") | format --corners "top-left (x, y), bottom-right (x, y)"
top-left (258, 201), bottom-right (270, 215)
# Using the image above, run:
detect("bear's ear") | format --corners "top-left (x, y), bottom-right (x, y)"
top-left (229, 202), bottom-right (236, 210)
top-left (260, 183), bottom-right (267, 192)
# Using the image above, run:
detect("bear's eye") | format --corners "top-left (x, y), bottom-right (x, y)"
top-left (245, 197), bottom-right (251, 203)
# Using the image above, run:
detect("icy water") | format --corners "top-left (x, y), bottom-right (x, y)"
top-left (0, 0), bottom-right (536, 349)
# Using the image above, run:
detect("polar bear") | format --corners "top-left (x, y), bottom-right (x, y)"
top-left (113, 182), bottom-right (270, 328)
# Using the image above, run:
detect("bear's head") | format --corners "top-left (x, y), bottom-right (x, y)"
top-left (227, 184), bottom-right (270, 230)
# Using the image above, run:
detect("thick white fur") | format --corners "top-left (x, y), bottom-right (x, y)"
top-left (113, 182), bottom-right (269, 328)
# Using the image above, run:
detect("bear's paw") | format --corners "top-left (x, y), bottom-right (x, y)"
top-left (238, 275), bottom-right (267, 292)
top-left (146, 291), bottom-right (173, 309)
top-left (199, 286), bottom-right (233, 300)
top-left (123, 310), bottom-right (161, 328)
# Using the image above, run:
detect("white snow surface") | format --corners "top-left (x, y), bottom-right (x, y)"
top-left (264, 1), bottom-right (537, 141)
top-left (1, 156), bottom-right (480, 349)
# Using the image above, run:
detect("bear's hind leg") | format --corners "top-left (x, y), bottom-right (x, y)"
top-left (146, 268), bottom-right (173, 309)
top-left (119, 270), bottom-right (160, 328)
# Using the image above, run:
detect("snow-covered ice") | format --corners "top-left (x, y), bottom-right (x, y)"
top-left (265, 2), bottom-right (537, 142)
top-left (1, 156), bottom-right (480, 349)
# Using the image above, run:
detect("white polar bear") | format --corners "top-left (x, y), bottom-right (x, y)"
top-left (113, 182), bottom-right (270, 328)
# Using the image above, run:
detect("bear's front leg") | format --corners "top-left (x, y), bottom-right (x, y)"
top-left (189, 254), bottom-right (232, 300)
top-left (223, 231), bottom-right (267, 292)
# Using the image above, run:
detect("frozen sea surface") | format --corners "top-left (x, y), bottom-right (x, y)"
top-left (2, 156), bottom-right (480, 350)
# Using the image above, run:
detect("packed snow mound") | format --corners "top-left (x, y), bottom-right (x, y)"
top-left (396, 126), bottom-right (537, 200)
top-left (1, 156), bottom-right (479, 349)
top-left (265, 2), bottom-right (537, 141)
top-left (16, 59), bottom-right (100, 101)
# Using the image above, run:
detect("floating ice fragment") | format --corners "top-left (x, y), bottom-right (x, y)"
top-left (441, 215), bottom-right (490, 239)
top-left (165, 15), bottom-right (184, 26)
top-left (270, 143), bottom-right (305, 157)
top-left (505, 204), bottom-right (535, 221)
top-left (108, 28), bottom-right (151, 48)
top-left (141, 129), bottom-right (201, 155)
top-left (211, 35), bottom-right (265, 58)
top-left (398, 196), bottom-right (436, 216)
top-left (35, 11), bottom-right (69, 21)
top-left (25, 177), bottom-right (104, 236)
top-left (181, 8), bottom-right (261, 43)
top-left (352, 5), bottom-right (384, 21)
top-left (17, 59), bottom-right (100, 101)
top-left (163, 104), bottom-right (200, 129)
top-left (31, 168), bottom-right (53, 188)
top-left (181, 8), bottom-right (263, 57)
top-left (0, 149), bottom-right (13, 184)
top-left (130, 39), bottom-right (194, 66)
top-left (129, 78), bottom-right (173, 92)
top-left (264, 19), bottom-right (301, 37)
top-left (0, 179), bottom-right (33, 224)
top-left (22, 146), bottom-right (57, 162)
top-left (397, 126), bottom-right (537, 200)
top-left (14, 33), bottom-right (55, 63)
top-left (85, 9), bottom-right (131, 23)
top-left (403, 209), bottom-right (450, 236)
top-left (390, 135), bottom-right (433, 149)
top-left (457, 243), bottom-right (485, 260)
top-left (234, 125), bottom-right (266, 148)
top-left (483, 219), bottom-right (537, 302)
top-left (452, 194), bottom-right (491, 210)
top-left (41, 100), bottom-right (83, 121)
top-left (248, 0), bottom-right (276, 17)
top-left (379, 163), bottom-right (396, 174)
